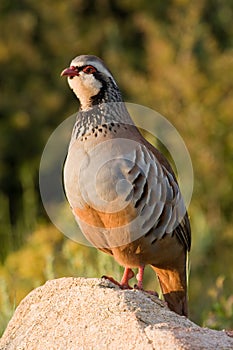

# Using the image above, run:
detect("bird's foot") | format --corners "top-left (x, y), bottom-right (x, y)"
top-left (133, 284), bottom-right (159, 297)
top-left (102, 275), bottom-right (128, 288)
top-left (102, 266), bottom-right (158, 296)
top-left (102, 267), bottom-right (135, 290)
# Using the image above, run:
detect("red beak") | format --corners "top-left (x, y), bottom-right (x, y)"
top-left (60, 66), bottom-right (79, 77)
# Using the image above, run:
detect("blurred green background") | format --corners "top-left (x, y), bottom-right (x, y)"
top-left (0, 0), bottom-right (232, 334)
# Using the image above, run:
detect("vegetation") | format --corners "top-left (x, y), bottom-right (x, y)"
top-left (0, 0), bottom-right (232, 334)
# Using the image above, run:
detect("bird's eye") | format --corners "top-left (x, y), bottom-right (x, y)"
top-left (82, 65), bottom-right (97, 74)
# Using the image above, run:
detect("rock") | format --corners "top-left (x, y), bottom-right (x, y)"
top-left (0, 277), bottom-right (232, 350)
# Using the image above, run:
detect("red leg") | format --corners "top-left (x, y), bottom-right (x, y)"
top-left (135, 265), bottom-right (145, 290)
top-left (120, 267), bottom-right (135, 289)
top-left (134, 265), bottom-right (159, 296)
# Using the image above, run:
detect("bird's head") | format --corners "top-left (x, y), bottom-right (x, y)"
top-left (61, 55), bottom-right (121, 110)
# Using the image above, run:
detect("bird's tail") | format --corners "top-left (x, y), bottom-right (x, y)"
top-left (151, 254), bottom-right (188, 316)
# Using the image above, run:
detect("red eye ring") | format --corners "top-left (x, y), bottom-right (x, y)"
top-left (82, 65), bottom-right (97, 74)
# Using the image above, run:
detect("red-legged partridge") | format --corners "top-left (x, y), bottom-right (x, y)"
top-left (61, 55), bottom-right (191, 316)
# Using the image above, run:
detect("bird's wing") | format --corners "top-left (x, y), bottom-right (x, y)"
top-left (136, 130), bottom-right (191, 251)
top-left (120, 140), bottom-right (191, 250)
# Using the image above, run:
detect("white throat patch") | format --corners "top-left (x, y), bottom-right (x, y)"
top-left (68, 72), bottom-right (102, 110)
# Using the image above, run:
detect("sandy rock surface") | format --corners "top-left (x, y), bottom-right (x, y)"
top-left (0, 277), bottom-right (232, 350)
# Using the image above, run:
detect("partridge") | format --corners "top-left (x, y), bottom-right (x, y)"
top-left (61, 55), bottom-right (191, 316)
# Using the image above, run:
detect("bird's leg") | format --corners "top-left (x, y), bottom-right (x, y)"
top-left (102, 267), bottom-right (134, 289)
top-left (134, 265), bottom-right (159, 296)
top-left (135, 265), bottom-right (145, 290)
top-left (120, 267), bottom-right (135, 289)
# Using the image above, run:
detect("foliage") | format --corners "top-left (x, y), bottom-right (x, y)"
top-left (0, 0), bottom-right (232, 332)
top-left (203, 276), bottom-right (233, 329)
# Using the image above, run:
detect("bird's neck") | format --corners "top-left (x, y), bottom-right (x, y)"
top-left (77, 77), bottom-right (123, 111)
top-left (72, 81), bottom-right (133, 140)
top-left (90, 78), bottom-right (123, 108)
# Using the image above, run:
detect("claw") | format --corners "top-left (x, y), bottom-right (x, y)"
top-left (102, 275), bottom-right (125, 288)
top-left (133, 284), bottom-right (159, 296)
